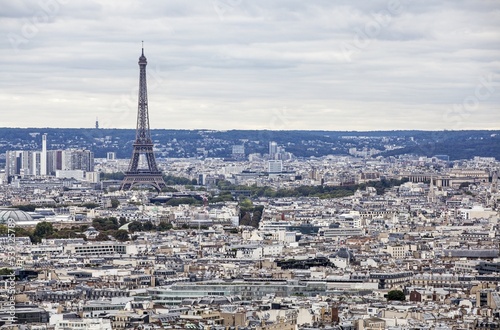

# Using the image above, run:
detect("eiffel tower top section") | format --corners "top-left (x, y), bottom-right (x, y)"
top-left (135, 43), bottom-right (152, 145)
top-left (139, 42), bottom-right (147, 65)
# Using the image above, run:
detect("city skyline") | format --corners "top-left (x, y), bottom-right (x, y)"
top-left (1, 0), bottom-right (499, 130)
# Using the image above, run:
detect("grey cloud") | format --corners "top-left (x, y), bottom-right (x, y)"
top-left (0, 0), bottom-right (498, 130)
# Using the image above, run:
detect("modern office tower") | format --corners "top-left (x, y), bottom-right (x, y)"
top-left (269, 141), bottom-right (278, 159)
top-left (120, 46), bottom-right (166, 191)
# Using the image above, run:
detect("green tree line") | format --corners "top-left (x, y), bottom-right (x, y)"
top-left (217, 178), bottom-right (408, 200)
top-left (100, 172), bottom-right (197, 186)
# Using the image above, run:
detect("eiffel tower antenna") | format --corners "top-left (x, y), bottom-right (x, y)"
top-left (120, 44), bottom-right (166, 192)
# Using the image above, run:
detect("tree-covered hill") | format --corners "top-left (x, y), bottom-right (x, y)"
top-left (0, 128), bottom-right (498, 161)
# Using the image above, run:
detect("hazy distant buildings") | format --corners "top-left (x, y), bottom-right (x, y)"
top-left (268, 160), bottom-right (283, 174)
top-left (46, 149), bottom-right (94, 174)
top-left (0, 140), bottom-right (499, 329)
top-left (5, 135), bottom-right (94, 179)
top-left (268, 141), bottom-right (293, 161)
top-left (106, 152), bottom-right (116, 161)
top-left (5, 150), bottom-right (44, 177)
top-left (433, 154), bottom-right (450, 161)
top-left (231, 145), bottom-right (245, 160)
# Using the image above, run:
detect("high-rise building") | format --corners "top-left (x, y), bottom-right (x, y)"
top-left (5, 150), bottom-right (22, 177)
top-left (5, 134), bottom-right (95, 181)
top-left (46, 149), bottom-right (94, 174)
top-left (269, 141), bottom-right (278, 159)
top-left (63, 149), bottom-right (94, 172)
top-left (31, 151), bottom-right (42, 176)
top-left (5, 150), bottom-right (43, 177)
top-left (40, 134), bottom-right (47, 176)
top-left (46, 150), bottom-right (62, 175)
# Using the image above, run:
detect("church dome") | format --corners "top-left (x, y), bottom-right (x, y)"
top-left (0, 209), bottom-right (34, 224)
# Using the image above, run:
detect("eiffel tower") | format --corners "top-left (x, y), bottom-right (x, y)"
top-left (120, 45), bottom-right (166, 192)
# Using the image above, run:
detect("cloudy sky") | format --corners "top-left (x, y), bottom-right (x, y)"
top-left (1, 0), bottom-right (499, 130)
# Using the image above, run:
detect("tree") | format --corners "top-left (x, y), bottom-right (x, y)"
top-left (240, 212), bottom-right (251, 226)
top-left (0, 268), bottom-right (13, 275)
top-left (82, 202), bottom-right (99, 209)
top-left (163, 175), bottom-right (193, 185)
top-left (157, 221), bottom-right (173, 231)
top-left (33, 222), bottom-right (54, 240)
top-left (143, 221), bottom-right (155, 231)
top-left (10, 204), bottom-right (37, 212)
top-left (93, 232), bottom-right (110, 241)
top-left (14, 227), bottom-right (34, 242)
top-left (110, 199), bottom-right (120, 209)
top-left (239, 198), bottom-right (253, 210)
top-left (209, 191), bottom-right (234, 203)
top-left (387, 290), bottom-right (405, 301)
top-left (128, 221), bottom-right (143, 233)
top-left (161, 186), bottom-right (178, 193)
top-left (250, 210), bottom-right (262, 228)
top-left (100, 172), bottom-right (125, 180)
top-left (119, 217), bottom-right (127, 226)
top-left (113, 230), bottom-right (129, 241)
top-left (92, 217), bottom-right (119, 231)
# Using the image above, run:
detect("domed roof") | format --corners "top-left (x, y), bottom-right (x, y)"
top-left (336, 247), bottom-right (355, 261)
top-left (0, 209), bottom-right (34, 223)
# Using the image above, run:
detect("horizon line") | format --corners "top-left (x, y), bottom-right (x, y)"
top-left (0, 127), bottom-right (499, 132)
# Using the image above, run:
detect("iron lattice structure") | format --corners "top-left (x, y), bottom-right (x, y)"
top-left (120, 47), bottom-right (166, 192)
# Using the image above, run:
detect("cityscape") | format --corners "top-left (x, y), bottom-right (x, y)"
top-left (1, 1), bottom-right (500, 330)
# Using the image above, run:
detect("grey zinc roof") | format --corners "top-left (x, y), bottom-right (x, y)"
top-left (443, 249), bottom-right (498, 258)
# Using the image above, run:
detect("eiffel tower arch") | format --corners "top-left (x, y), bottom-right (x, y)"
top-left (120, 46), bottom-right (166, 192)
